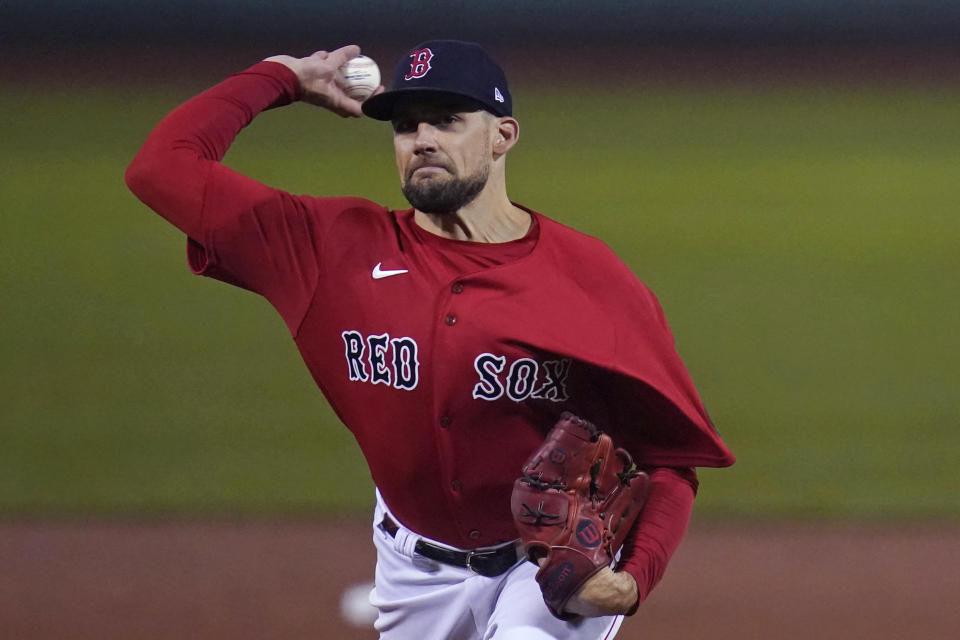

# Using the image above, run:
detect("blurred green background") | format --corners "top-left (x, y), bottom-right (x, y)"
top-left (2, 2), bottom-right (960, 522)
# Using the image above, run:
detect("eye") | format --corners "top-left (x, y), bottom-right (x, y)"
top-left (392, 119), bottom-right (416, 134)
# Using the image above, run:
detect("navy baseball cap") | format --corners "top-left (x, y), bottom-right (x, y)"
top-left (362, 40), bottom-right (512, 121)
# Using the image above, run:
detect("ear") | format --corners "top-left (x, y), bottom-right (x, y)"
top-left (492, 117), bottom-right (519, 156)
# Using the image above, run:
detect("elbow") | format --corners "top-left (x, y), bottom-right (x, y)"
top-left (123, 142), bottom-right (207, 238)
top-left (124, 150), bottom-right (156, 201)
top-left (124, 146), bottom-right (186, 215)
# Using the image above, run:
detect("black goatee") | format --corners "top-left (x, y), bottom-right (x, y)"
top-left (402, 166), bottom-right (490, 215)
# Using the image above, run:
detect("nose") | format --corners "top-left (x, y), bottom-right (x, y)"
top-left (413, 122), bottom-right (438, 154)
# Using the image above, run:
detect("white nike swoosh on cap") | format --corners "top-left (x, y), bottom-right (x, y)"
top-left (372, 262), bottom-right (409, 279)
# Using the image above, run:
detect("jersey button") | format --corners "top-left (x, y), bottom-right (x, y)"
top-left (468, 530), bottom-right (481, 540)
top-left (440, 415), bottom-right (452, 428)
top-left (450, 479), bottom-right (462, 492)
top-left (451, 282), bottom-right (465, 294)
top-left (444, 313), bottom-right (457, 326)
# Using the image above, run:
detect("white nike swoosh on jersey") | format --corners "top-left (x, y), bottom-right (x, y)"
top-left (372, 262), bottom-right (409, 279)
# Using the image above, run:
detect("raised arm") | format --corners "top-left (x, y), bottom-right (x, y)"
top-left (124, 46), bottom-right (384, 333)
top-left (124, 45), bottom-right (371, 239)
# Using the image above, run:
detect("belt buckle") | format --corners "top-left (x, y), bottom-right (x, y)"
top-left (465, 548), bottom-right (500, 576)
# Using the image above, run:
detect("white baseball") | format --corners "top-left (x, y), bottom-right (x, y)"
top-left (335, 55), bottom-right (381, 101)
top-left (339, 581), bottom-right (378, 627)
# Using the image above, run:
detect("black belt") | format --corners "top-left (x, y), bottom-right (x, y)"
top-left (379, 514), bottom-right (521, 578)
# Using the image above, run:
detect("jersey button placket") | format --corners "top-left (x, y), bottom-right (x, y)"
top-left (435, 283), bottom-right (466, 512)
top-left (445, 281), bottom-right (465, 325)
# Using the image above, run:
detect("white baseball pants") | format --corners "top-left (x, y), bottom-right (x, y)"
top-left (369, 491), bottom-right (624, 640)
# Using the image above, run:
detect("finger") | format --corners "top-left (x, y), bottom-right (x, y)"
top-left (327, 44), bottom-right (362, 68)
top-left (309, 50), bottom-right (329, 59)
top-left (319, 90), bottom-right (364, 118)
top-left (370, 85), bottom-right (386, 97)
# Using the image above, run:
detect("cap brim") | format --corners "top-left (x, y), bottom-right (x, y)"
top-left (362, 88), bottom-right (489, 121)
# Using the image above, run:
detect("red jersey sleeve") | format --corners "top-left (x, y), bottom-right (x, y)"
top-left (616, 466), bottom-right (698, 613)
top-left (125, 61), bottom-right (377, 334)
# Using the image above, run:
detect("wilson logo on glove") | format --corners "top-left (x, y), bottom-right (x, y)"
top-left (541, 561), bottom-right (576, 600)
top-left (575, 520), bottom-right (603, 548)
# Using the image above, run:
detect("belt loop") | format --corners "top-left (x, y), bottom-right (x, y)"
top-left (393, 523), bottom-right (419, 558)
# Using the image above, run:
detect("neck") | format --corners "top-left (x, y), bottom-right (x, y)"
top-left (414, 179), bottom-right (531, 243)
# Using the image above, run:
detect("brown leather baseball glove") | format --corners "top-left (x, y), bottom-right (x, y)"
top-left (510, 412), bottom-right (650, 619)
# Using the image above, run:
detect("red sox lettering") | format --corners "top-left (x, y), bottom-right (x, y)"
top-left (341, 331), bottom-right (571, 403)
top-left (342, 330), bottom-right (420, 390)
top-left (472, 353), bottom-right (571, 403)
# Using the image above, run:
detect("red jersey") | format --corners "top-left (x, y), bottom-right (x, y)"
top-left (126, 61), bottom-right (734, 598)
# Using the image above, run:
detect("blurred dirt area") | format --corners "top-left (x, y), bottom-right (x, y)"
top-left (2, 519), bottom-right (958, 640)
top-left (4, 42), bottom-right (960, 89)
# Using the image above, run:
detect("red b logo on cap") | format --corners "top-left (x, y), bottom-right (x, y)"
top-left (405, 48), bottom-right (434, 80)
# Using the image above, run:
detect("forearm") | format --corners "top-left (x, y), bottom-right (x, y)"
top-left (616, 466), bottom-right (697, 610)
top-left (124, 61), bottom-right (300, 238)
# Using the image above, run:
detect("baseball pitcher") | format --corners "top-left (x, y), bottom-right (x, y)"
top-left (126, 39), bottom-right (735, 639)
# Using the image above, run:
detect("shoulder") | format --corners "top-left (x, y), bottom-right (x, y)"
top-left (288, 197), bottom-right (418, 256)
top-left (294, 195), bottom-right (396, 230)
top-left (530, 208), bottom-right (665, 313)
top-left (533, 210), bottom-right (640, 279)
top-left (299, 195), bottom-right (390, 217)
